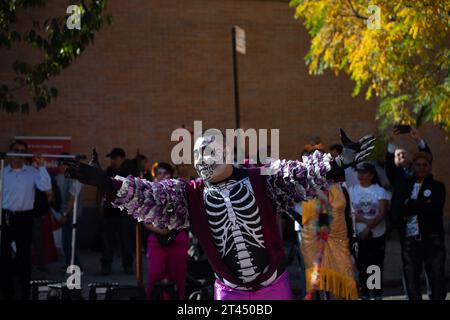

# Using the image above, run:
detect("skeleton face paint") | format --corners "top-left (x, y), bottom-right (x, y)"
top-left (194, 134), bottom-right (227, 182)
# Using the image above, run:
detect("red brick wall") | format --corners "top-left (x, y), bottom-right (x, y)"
top-left (1, 0), bottom-right (449, 214)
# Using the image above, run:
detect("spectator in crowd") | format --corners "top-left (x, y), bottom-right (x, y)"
top-left (129, 151), bottom-right (149, 179)
top-left (385, 127), bottom-right (432, 295)
top-left (54, 156), bottom-right (83, 269)
top-left (385, 127), bottom-right (431, 232)
top-left (0, 140), bottom-right (52, 299)
top-left (401, 151), bottom-right (446, 300)
top-left (31, 188), bottom-right (51, 273)
top-left (26, 153), bottom-right (50, 273)
top-left (144, 162), bottom-right (189, 300)
top-left (100, 148), bottom-right (138, 275)
top-left (329, 143), bottom-right (343, 158)
top-left (301, 145), bottom-right (358, 300)
top-left (328, 144), bottom-right (357, 254)
top-left (35, 188), bottom-right (62, 267)
top-left (135, 154), bottom-right (150, 179)
top-left (348, 162), bottom-right (391, 300)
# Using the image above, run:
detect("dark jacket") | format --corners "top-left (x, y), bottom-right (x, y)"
top-left (33, 189), bottom-right (50, 218)
top-left (385, 142), bottom-right (431, 228)
top-left (401, 174), bottom-right (446, 237)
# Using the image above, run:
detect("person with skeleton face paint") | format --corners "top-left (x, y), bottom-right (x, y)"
top-left (64, 129), bottom-right (375, 300)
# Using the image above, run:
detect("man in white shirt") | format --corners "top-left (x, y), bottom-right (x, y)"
top-left (0, 140), bottom-right (52, 300)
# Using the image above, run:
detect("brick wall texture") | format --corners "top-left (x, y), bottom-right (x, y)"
top-left (1, 0), bottom-right (449, 213)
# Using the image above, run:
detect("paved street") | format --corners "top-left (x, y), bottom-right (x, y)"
top-left (30, 242), bottom-right (450, 300)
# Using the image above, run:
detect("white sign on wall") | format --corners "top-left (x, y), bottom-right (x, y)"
top-left (235, 26), bottom-right (246, 55)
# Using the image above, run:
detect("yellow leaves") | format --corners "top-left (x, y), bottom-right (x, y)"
top-left (409, 24), bottom-right (419, 39)
top-left (290, 0), bottom-right (450, 135)
top-left (382, 103), bottom-right (415, 127)
top-left (434, 98), bottom-right (450, 131)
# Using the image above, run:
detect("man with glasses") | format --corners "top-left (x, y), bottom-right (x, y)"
top-left (0, 140), bottom-right (52, 300)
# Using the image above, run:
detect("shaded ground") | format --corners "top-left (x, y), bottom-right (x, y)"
top-left (31, 234), bottom-right (450, 300)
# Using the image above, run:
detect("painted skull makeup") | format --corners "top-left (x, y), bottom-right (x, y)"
top-left (194, 134), bottom-right (227, 182)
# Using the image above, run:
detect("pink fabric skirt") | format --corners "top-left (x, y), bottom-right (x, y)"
top-left (214, 270), bottom-right (293, 300)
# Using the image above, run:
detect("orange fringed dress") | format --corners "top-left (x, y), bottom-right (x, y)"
top-left (301, 184), bottom-right (359, 300)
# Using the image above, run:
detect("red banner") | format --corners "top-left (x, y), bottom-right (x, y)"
top-left (14, 136), bottom-right (71, 173)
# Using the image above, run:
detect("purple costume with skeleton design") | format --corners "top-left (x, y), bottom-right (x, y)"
top-left (112, 151), bottom-right (331, 300)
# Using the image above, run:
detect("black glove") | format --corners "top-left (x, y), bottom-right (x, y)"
top-left (64, 159), bottom-right (113, 192)
top-left (334, 128), bottom-right (375, 169)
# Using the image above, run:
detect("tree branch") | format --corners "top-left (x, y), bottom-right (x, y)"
top-left (346, 0), bottom-right (368, 20)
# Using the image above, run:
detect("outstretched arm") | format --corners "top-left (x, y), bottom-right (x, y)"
top-left (410, 127), bottom-right (432, 157)
top-left (112, 176), bottom-right (190, 230)
top-left (64, 160), bottom-right (190, 230)
top-left (265, 129), bottom-right (375, 214)
top-left (265, 151), bottom-right (332, 206)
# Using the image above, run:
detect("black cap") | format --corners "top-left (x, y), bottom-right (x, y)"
top-left (355, 162), bottom-right (376, 173)
top-left (106, 148), bottom-right (126, 158)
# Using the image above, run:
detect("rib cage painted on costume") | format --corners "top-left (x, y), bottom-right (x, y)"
top-left (204, 175), bottom-right (267, 284)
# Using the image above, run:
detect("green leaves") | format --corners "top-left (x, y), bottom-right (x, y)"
top-left (0, 0), bottom-right (112, 113)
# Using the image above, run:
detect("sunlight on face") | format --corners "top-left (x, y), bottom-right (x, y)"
top-left (394, 148), bottom-right (408, 167)
top-left (193, 135), bottom-right (227, 182)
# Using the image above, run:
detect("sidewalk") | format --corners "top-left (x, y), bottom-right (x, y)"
top-left (30, 216), bottom-right (450, 300)
top-left (287, 222), bottom-right (450, 299)
top-left (32, 242), bottom-right (449, 300)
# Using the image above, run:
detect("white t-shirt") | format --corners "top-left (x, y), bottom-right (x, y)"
top-left (348, 184), bottom-right (391, 238)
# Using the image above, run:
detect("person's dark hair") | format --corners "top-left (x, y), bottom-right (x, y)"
top-left (9, 139), bottom-right (28, 152)
top-left (370, 170), bottom-right (381, 185)
top-left (329, 143), bottom-right (343, 154)
top-left (412, 151), bottom-right (432, 165)
top-left (356, 162), bottom-right (381, 185)
top-left (156, 162), bottom-right (174, 176)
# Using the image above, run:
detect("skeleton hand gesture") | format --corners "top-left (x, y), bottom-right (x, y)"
top-left (334, 129), bottom-right (375, 169)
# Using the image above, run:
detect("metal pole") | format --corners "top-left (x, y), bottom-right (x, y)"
top-left (135, 223), bottom-right (143, 287)
top-left (0, 159), bottom-right (4, 252)
top-left (70, 193), bottom-right (78, 267)
top-left (232, 26), bottom-right (241, 129)
top-left (0, 153), bottom-right (85, 159)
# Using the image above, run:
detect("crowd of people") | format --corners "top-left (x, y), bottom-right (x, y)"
top-left (0, 126), bottom-right (447, 300)
top-left (296, 127), bottom-right (446, 300)
top-left (0, 142), bottom-right (195, 300)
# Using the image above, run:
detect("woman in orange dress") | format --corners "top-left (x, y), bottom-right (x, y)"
top-left (301, 182), bottom-right (359, 300)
